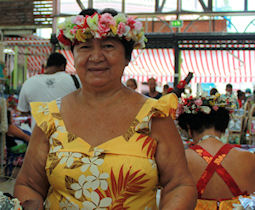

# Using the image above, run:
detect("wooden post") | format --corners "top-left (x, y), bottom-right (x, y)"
top-left (13, 46), bottom-right (18, 90)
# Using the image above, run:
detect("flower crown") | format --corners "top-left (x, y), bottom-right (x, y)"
top-left (178, 93), bottom-right (236, 115)
top-left (57, 12), bottom-right (147, 49)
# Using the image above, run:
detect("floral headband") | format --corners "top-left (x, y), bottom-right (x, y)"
top-left (57, 12), bottom-right (147, 49)
top-left (178, 93), bottom-right (236, 115)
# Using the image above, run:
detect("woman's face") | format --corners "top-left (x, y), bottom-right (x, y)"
top-left (73, 38), bottom-right (129, 88)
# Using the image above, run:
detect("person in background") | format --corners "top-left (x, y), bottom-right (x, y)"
top-left (145, 77), bottom-right (162, 99)
top-left (222, 83), bottom-right (239, 109)
top-left (6, 109), bottom-right (30, 153)
top-left (177, 95), bottom-right (255, 209)
top-left (210, 88), bottom-right (218, 96)
top-left (237, 90), bottom-right (245, 109)
top-left (162, 84), bottom-right (169, 95)
top-left (126, 78), bottom-right (137, 90)
top-left (17, 52), bottom-right (81, 129)
top-left (14, 8), bottom-right (196, 209)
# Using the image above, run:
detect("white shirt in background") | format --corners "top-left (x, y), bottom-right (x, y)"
top-left (17, 72), bottom-right (80, 129)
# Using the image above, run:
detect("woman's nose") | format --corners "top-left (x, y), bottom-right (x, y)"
top-left (88, 46), bottom-right (104, 62)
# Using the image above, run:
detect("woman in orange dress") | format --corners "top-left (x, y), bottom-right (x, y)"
top-left (177, 94), bottom-right (255, 209)
top-left (14, 8), bottom-right (196, 209)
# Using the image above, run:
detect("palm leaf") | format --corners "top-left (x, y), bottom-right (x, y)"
top-left (108, 165), bottom-right (149, 209)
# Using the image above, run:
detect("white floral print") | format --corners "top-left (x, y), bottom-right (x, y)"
top-left (58, 152), bottom-right (82, 168)
top-left (70, 175), bottom-right (91, 199)
top-left (93, 147), bottom-right (104, 157)
top-left (82, 191), bottom-right (112, 210)
top-left (149, 159), bottom-right (157, 168)
top-left (54, 119), bottom-right (66, 133)
top-left (49, 132), bottom-right (62, 153)
top-left (37, 104), bottom-right (49, 115)
top-left (84, 166), bottom-right (109, 190)
top-left (59, 198), bottom-right (79, 210)
top-left (81, 156), bottom-right (104, 173)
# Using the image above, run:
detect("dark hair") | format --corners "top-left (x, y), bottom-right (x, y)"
top-left (177, 107), bottom-right (230, 134)
top-left (126, 78), bottom-right (137, 89)
top-left (226, 83), bottom-right (232, 89)
top-left (210, 88), bottom-right (218, 96)
top-left (46, 52), bottom-right (67, 68)
top-left (74, 8), bottom-right (134, 61)
top-left (163, 84), bottom-right (169, 89)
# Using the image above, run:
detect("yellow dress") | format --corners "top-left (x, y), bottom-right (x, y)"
top-left (31, 93), bottom-right (178, 210)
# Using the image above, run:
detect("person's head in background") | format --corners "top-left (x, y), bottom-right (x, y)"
top-left (126, 78), bottom-right (137, 90)
top-left (163, 84), bottom-right (169, 95)
top-left (225, 83), bottom-right (233, 95)
top-left (44, 52), bottom-right (67, 74)
top-left (177, 96), bottom-right (230, 142)
top-left (210, 88), bottom-right (218, 96)
top-left (148, 77), bottom-right (157, 92)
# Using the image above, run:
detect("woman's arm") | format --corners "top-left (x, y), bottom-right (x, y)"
top-left (14, 125), bottom-right (50, 209)
top-left (152, 116), bottom-right (197, 210)
top-left (7, 124), bottom-right (30, 142)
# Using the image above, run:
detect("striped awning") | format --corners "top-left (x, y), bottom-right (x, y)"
top-left (4, 36), bottom-right (255, 84)
top-left (60, 48), bottom-right (255, 84)
top-left (4, 36), bottom-right (52, 77)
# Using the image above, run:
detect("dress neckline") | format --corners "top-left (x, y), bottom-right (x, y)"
top-left (53, 98), bottom-right (153, 148)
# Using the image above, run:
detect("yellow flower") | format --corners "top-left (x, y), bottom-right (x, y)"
top-left (75, 29), bottom-right (92, 42)
top-left (110, 25), bottom-right (117, 35)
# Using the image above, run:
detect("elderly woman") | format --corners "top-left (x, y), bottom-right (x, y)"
top-left (14, 8), bottom-right (196, 209)
top-left (177, 95), bottom-right (255, 209)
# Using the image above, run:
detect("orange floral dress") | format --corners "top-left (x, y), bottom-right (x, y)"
top-left (190, 144), bottom-right (249, 210)
top-left (30, 93), bottom-right (178, 210)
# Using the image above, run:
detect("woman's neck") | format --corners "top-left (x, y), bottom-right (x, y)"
top-left (192, 128), bottom-right (223, 144)
top-left (76, 84), bottom-right (131, 108)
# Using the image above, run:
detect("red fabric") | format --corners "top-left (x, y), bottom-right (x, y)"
top-left (190, 144), bottom-right (245, 199)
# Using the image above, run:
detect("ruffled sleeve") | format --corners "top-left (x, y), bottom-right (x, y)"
top-left (30, 101), bottom-right (56, 139)
top-left (154, 93), bottom-right (178, 119)
top-left (135, 93), bottom-right (178, 134)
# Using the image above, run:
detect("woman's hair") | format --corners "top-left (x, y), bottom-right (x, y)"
top-left (73, 8), bottom-right (134, 61)
top-left (177, 107), bottom-right (230, 134)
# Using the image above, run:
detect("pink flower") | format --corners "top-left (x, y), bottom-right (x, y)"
top-left (127, 17), bottom-right (136, 29)
top-left (134, 21), bottom-right (142, 31)
top-left (117, 22), bottom-right (126, 36)
top-left (98, 13), bottom-right (116, 34)
top-left (70, 26), bottom-right (78, 35)
top-left (72, 15), bottom-right (85, 25)
top-left (194, 99), bottom-right (203, 106)
top-left (212, 105), bottom-right (219, 111)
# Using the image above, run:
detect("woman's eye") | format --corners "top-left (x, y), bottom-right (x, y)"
top-left (103, 44), bottom-right (114, 49)
top-left (81, 45), bottom-right (90, 49)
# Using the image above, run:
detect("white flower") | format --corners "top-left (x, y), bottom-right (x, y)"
top-left (81, 156), bottom-right (104, 173)
top-left (82, 191), bottom-right (112, 210)
top-left (93, 147), bottom-right (104, 157)
top-left (59, 198), bottom-right (79, 210)
top-left (70, 175), bottom-right (91, 199)
top-left (37, 104), bottom-right (49, 115)
top-left (200, 106), bottom-right (211, 114)
top-left (54, 120), bottom-right (66, 133)
top-left (84, 168), bottom-right (109, 191)
top-left (44, 199), bottom-right (50, 210)
top-left (58, 152), bottom-right (82, 168)
top-left (49, 132), bottom-right (62, 153)
top-left (148, 159), bottom-right (157, 168)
